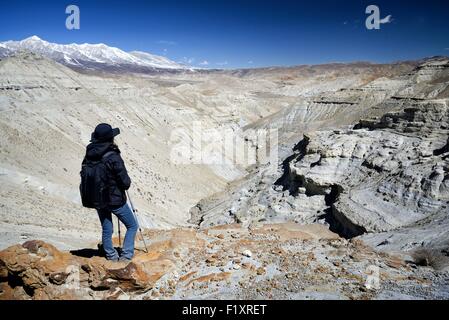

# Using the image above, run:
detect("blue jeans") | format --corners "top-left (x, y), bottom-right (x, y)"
top-left (97, 203), bottom-right (138, 260)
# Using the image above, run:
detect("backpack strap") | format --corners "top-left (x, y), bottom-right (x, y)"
top-left (102, 151), bottom-right (116, 161)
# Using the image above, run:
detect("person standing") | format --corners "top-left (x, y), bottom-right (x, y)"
top-left (80, 123), bottom-right (137, 262)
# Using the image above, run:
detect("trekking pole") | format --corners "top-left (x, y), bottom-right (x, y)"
top-left (117, 218), bottom-right (122, 247)
top-left (126, 190), bottom-right (149, 253)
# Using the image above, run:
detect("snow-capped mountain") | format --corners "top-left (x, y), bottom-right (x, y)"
top-left (0, 36), bottom-right (190, 73)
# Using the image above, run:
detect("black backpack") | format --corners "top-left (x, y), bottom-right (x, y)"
top-left (80, 151), bottom-right (115, 209)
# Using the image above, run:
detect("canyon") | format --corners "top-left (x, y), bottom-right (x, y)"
top-left (0, 44), bottom-right (448, 299)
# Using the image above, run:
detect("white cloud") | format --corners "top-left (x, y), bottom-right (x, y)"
top-left (248, 60), bottom-right (254, 64)
top-left (379, 15), bottom-right (393, 24)
top-left (157, 40), bottom-right (177, 46)
top-left (199, 60), bottom-right (209, 66)
top-left (343, 21), bottom-right (348, 25)
top-left (182, 57), bottom-right (195, 64)
top-left (445, 48), bottom-right (449, 51)
top-left (216, 61), bottom-right (228, 66)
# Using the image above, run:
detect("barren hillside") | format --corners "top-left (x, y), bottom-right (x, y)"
top-left (1, 53), bottom-right (449, 300)
top-left (0, 52), bottom-right (416, 250)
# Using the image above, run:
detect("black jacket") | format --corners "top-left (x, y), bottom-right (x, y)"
top-left (83, 141), bottom-right (131, 208)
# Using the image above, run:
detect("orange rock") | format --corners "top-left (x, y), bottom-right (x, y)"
top-left (106, 262), bottom-right (153, 292)
top-left (242, 263), bottom-right (252, 269)
top-left (133, 251), bottom-right (163, 263)
top-left (0, 283), bottom-right (30, 300)
top-left (256, 267), bottom-right (266, 275)
top-left (0, 260), bottom-right (7, 279)
top-left (384, 256), bottom-right (406, 269)
top-left (186, 272), bottom-right (231, 287)
top-left (0, 240), bottom-right (78, 298)
top-left (179, 271), bottom-right (197, 282)
top-left (0, 236), bottom-right (183, 299)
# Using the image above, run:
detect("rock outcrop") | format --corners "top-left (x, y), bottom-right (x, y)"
top-left (0, 52), bottom-right (415, 250)
top-left (291, 99), bottom-right (448, 235)
top-left (277, 59), bottom-right (449, 247)
top-left (2, 52), bottom-right (449, 300)
top-left (191, 58), bottom-right (449, 258)
top-left (2, 224), bottom-right (448, 300)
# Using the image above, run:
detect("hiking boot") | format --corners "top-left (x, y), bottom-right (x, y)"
top-left (119, 256), bottom-right (132, 262)
top-left (107, 256), bottom-right (119, 262)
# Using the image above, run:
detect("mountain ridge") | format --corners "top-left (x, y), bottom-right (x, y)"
top-left (0, 35), bottom-right (190, 74)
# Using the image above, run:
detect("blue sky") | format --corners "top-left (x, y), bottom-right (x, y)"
top-left (1, 0), bottom-right (448, 68)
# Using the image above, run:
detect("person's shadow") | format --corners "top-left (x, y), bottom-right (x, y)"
top-left (70, 244), bottom-right (122, 258)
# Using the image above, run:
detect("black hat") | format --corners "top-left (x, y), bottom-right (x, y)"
top-left (90, 123), bottom-right (120, 142)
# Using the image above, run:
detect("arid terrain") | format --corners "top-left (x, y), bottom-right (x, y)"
top-left (1, 223), bottom-right (448, 300)
top-left (0, 48), bottom-right (448, 299)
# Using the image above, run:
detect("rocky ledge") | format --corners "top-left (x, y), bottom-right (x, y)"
top-left (1, 223), bottom-right (448, 300)
top-left (281, 98), bottom-right (449, 249)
